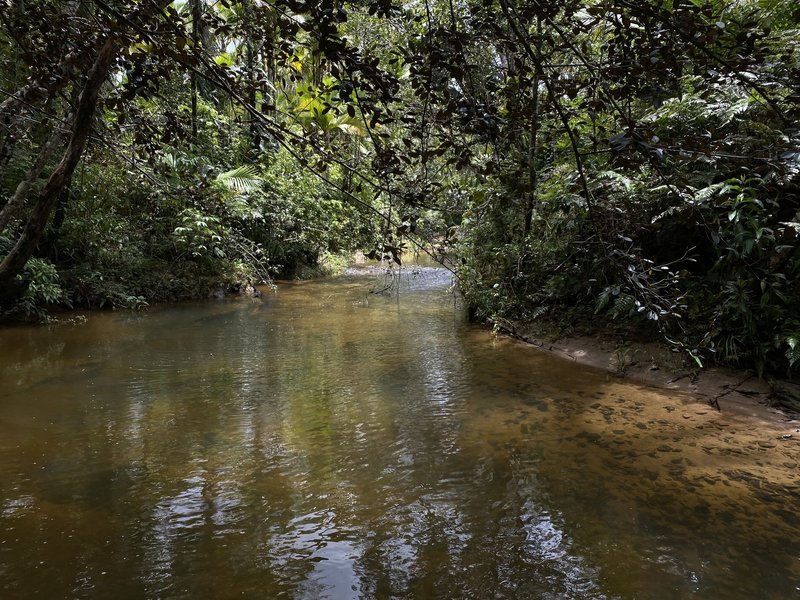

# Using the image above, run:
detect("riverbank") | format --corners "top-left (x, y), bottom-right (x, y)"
top-left (492, 318), bottom-right (800, 434)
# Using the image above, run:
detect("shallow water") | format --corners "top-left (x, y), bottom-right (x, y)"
top-left (0, 265), bottom-right (798, 599)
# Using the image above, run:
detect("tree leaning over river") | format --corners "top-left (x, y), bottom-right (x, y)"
top-left (0, 0), bottom-right (799, 376)
top-left (0, 2), bottom-right (167, 302)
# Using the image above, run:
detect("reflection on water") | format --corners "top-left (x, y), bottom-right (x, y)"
top-left (1, 264), bottom-right (799, 599)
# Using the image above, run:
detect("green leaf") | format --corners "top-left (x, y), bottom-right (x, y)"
top-left (214, 53), bottom-right (234, 67)
top-left (214, 165), bottom-right (262, 194)
top-left (612, 294), bottom-right (635, 318)
top-left (594, 287), bottom-right (613, 314)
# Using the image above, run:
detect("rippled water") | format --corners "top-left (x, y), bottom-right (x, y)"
top-left (1, 264), bottom-right (798, 599)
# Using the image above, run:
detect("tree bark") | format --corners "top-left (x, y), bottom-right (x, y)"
top-left (243, 0), bottom-right (260, 151)
top-left (0, 121), bottom-right (64, 233)
top-left (523, 17), bottom-right (542, 238)
top-left (0, 36), bottom-right (117, 304)
top-left (191, 0), bottom-right (201, 141)
top-left (498, 0), bottom-right (598, 227)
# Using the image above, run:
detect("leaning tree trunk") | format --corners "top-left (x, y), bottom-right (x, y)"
top-left (0, 115), bottom-right (64, 233)
top-left (0, 36), bottom-right (118, 306)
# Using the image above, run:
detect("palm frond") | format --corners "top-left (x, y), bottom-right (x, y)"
top-left (214, 165), bottom-right (262, 194)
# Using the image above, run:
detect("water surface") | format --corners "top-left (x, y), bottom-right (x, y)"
top-left (1, 265), bottom-right (798, 599)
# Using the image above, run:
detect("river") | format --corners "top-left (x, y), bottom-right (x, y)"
top-left (0, 264), bottom-right (798, 599)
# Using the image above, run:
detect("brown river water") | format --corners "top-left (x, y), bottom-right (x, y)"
top-left (1, 264), bottom-right (798, 599)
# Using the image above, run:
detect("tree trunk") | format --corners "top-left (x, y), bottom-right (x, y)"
top-left (0, 36), bottom-right (117, 305)
top-left (523, 17), bottom-right (541, 238)
top-left (0, 114), bottom-right (18, 185)
top-left (0, 121), bottom-right (64, 233)
top-left (244, 0), bottom-right (260, 152)
top-left (191, 0), bottom-right (201, 141)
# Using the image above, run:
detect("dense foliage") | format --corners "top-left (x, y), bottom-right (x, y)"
top-left (1, 0), bottom-right (798, 376)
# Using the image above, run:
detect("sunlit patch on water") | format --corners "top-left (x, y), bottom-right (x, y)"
top-left (0, 262), bottom-right (798, 599)
top-left (1, 495), bottom-right (36, 519)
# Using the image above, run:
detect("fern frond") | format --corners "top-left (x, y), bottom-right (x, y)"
top-left (596, 170), bottom-right (635, 191)
top-left (715, 96), bottom-right (751, 126)
top-left (161, 152), bottom-right (178, 170)
top-left (786, 336), bottom-right (800, 367)
top-left (690, 182), bottom-right (727, 205)
top-left (611, 294), bottom-right (635, 318)
top-left (595, 287), bottom-right (613, 314)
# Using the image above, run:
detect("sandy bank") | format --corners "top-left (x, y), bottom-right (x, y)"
top-left (494, 319), bottom-right (800, 437)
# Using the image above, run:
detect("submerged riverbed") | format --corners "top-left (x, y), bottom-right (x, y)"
top-left (1, 265), bottom-right (798, 599)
